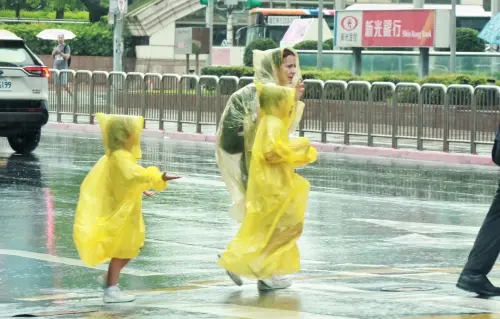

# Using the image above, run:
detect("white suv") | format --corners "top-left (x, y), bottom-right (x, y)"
top-left (0, 30), bottom-right (49, 155)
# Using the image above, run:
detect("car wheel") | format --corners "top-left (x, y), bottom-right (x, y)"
top-left (7, 129), bottom-right (41, 155)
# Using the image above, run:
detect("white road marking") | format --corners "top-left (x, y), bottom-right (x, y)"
top-left (352, 218), bottom-right (479, 234)
top-left (385, 233), bottom-right (474, 249)
top-left (293, 282), bottom-right (367, 293)
top-left (144, 239), bottom-right (329, 265)
top-left (0, 249), bottom-right (163, 277)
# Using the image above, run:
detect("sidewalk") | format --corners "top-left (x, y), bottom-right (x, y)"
top-left (45, 117), bottom-right (494, 167)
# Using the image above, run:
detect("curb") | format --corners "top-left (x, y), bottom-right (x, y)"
top-left (45, 122), bottom-right (494, 167)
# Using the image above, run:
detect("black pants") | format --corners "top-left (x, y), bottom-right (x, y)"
top-left (463, 181), bottom-right (500, 275)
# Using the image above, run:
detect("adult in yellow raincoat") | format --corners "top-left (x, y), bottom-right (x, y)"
top-left (215, 47), bottom-right (306, 287)
top-left (218, 82), bottom-right (317, 291)
top-left (73, 113), bottom-right (179, 304)
top-left (215, 47), bottom-right (305, 224)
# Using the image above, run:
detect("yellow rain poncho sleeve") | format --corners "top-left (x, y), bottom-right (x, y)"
top-left (215, 47), bottom-right (305, 222)
top-left (73, 113), bottom-right (167, 267)
top-left (218, 82), bottom-right (317, 279)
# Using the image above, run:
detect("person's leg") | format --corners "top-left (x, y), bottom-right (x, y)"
top-left (107, 258), bottom-right (130, 287)
top-left (457, 182), bottom-right (500, 296)
top-left (103, 258), bottom-right (135, 303)
top-left (63, 72), bottom-right (72, 96)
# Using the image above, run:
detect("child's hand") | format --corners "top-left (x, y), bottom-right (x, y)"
top-left (143, 190), bottom-right (156, 197)
top-left (162, 173), bottom-right (180, 181)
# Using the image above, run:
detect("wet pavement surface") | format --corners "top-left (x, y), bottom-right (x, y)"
top-left (1, 127), bottom-right (500, 318)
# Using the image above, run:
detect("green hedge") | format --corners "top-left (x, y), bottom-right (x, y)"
top-left (0, 10), bottom-right (89, 20)
top-left (293, 40), bottom-right (334, 50)
top-left (202, 66), bottom-right (495, 86)
top-left (0, 22), bottom-right (134, 57)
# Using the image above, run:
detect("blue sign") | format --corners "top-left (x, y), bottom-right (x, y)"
top-left (478, 13), bottom-right (500, 44)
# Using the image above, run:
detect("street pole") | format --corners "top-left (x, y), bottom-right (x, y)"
top-left (414, 0), bottom-right (428, 79)
top-left (113, 13), bottom-right (123, 72)
top-left (227, 7), bottom-right (233, 47)
top-left (317, 0), bottom-right (323, 69)
top-left (335, 0), bottom-right (345, 10)
top-left (334, 0), bottom-right (345, 50)
top-left (450, 0), bottom-right (456, 73)
top-left (206, 0), bottom-right (214, 66)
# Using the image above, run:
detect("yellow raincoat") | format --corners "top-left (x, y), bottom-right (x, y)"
top-left (217, 82), bottom-right (317, 279)
top-left (73, 113), bottom-right (167, 267)
top-left (216, 47), bottom-right (305, 222)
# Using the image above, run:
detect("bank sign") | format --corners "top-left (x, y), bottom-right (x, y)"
top-left (334, 9), bottom-right (450, 48)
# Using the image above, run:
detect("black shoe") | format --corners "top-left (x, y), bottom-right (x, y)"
top-left (456, 272), bottom-right (500, 296)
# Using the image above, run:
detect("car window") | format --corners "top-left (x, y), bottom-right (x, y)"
top-left (0, 41), bottom-right (36, 67)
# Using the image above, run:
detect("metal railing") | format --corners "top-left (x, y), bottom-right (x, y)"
top-left (48, 69), bottom-right (500, 154)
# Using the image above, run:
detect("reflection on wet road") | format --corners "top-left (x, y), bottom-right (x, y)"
top-left (1, 128), bottom-right (500, 318)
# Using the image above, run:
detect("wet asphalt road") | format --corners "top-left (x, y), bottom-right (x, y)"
top-left (0, 128), bottom-right (500, 318)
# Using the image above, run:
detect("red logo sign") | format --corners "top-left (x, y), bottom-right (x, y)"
top-left (341, 16), bottom-right (359, 31)
top-left (361, 10), bottom-right (435, 47)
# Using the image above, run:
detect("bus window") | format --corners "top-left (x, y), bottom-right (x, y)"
top-left (246, 26), bottom-right (285, 46)
top-left (246, 26), bottom-right (265, 45)
top-left (268, 27), bottom-right (288, 45)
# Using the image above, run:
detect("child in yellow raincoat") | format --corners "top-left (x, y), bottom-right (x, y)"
top-left (217, 82), bottom-right (317, 291)
top-left (216, 47), bottom-right (304, 223)
top-left (73, 113), bottom-right (179, 303)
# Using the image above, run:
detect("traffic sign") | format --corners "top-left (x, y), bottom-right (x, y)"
top-left (118, 0), bottom-right (125, 13)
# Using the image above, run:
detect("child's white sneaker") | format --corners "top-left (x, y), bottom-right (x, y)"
top-left (103, 286), bottom-right (135, 303)
top-left (257, 275), bottom-right (292, 291)
top-left (217, 253), bottom-right (243, 286)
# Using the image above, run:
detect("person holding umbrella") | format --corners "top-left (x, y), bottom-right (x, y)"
top-left (37, 29), bottom-right (75, 95)
top-left (51, 33), bottom-right (71, 95)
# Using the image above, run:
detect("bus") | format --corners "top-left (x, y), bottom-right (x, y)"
top-left (246, 8), bottom-right (335, 46)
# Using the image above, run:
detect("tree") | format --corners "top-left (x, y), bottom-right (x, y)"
top-left (54, 0), bottom-right (66, 19)
top-left (456, 28), bottom-right (486, 52)
top-left (80, 0), bottom-right (108, 22)
top-left (243, 38), bottom-right (278, 67)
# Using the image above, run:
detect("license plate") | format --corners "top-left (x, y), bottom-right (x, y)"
top-left (0, 79), bottom-right (12, 91)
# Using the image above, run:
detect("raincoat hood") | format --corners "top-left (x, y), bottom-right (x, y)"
top-left (96, 113), bottom-right (144, 159)
top-left (255, 81), bottom-right (296, 129)
top-left (252, 47), bottom-right (301, 88)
